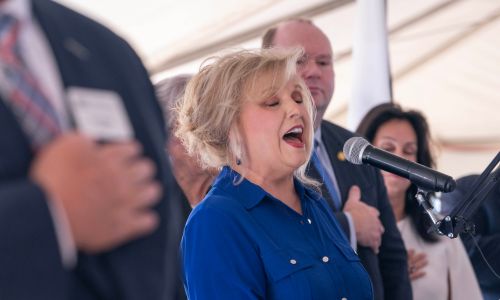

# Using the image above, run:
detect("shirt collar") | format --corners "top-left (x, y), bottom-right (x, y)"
top-left (215, 166), bottom-right (320, 210)
top-left (314, 127), bottom-right (322, 146)
top-left (1, 0), bottom-right (32, 23)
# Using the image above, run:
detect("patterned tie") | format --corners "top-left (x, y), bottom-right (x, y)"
top-left (311, 141), bottom-right (342, 210)
top-left (0, 14), bottom-right (61, 150)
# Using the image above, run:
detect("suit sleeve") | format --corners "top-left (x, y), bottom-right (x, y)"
top-left (462, 203), bottom-right (500, 289)
top-left (0, 180), bottom-right (68, 300)
top-left (182, 206), bottom-right (265, 300)
top-left (373, 170), bottom-right (413, 300)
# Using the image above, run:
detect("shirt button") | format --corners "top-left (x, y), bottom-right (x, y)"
top-left (290, 259), bottom-right (297, 265)
top-left (307, 218), bottom-right (312, 224)
top-left (322, 256), bottom-right (330, 263)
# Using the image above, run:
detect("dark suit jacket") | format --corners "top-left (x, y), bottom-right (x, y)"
top-left (441, 175), bottom-right (500, 300)
top-left (0, 1), bottom-right (184, 299)
top-left (306, 120), bottom-right (412, 300)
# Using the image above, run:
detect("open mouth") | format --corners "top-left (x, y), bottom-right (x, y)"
top-left (283, 126), bottom-right (304, 147)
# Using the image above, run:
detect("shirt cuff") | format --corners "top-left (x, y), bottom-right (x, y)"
top-left (344, 212), bottom-right (357, 252)
top-left (46, 196), bottom-right (77, 268)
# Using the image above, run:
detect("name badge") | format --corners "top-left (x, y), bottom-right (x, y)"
top-left (67, 87), bottom-right (133, 141)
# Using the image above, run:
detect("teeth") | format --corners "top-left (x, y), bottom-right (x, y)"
top-left (287, 127), bottom-right (303, 134)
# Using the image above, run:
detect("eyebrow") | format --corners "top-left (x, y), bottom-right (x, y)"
top-left (312, 54), bottom-right (332, 60)
top-left (379, 136), bottom-right (417, 145)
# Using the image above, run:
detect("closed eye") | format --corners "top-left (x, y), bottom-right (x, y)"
top-left (292, 91), bottom-right (303, 103)
top-left (317, 59), bottom-right (331, 67)
top-left (266, 97), bottom-right (280, 107)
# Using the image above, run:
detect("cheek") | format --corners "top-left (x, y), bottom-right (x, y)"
top-left (240, 113), bottom-right (279, 149)
top-left (322, 70), bottom-right (334, 85)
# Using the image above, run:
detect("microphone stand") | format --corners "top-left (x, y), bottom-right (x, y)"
top-left (415, 152), bottom-right (500, 239)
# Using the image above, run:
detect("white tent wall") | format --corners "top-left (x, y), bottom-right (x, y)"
top-left (57, 0), bottom-right (500, 179)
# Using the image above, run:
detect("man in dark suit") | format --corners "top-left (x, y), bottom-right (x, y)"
top-left (441, 174), bottom-right (500, 300)
top-left (0, 0), bottom-right (183, 299)
top-left (262, 19), bottom-right (412, 300)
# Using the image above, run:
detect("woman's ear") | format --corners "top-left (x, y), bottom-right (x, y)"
top-left (228, 126), bottom-right (244, 166)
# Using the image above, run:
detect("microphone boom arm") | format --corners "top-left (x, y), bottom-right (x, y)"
top-left (436, 152), bottom-right (500, 238)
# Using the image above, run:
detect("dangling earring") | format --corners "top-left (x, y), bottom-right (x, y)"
top-left (236, 158), bottom-right (241, 165)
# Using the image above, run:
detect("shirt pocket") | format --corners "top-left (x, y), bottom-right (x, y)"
top-left (335, 242), bottom-right (374, 298)
top-left (260, 249), bottom-right (316, 299)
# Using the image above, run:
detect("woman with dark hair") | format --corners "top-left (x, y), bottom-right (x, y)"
top-left (356, 103), bottom-right (481, 300)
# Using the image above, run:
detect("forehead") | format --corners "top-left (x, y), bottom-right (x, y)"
top-left (273, 22), bottom-right (332, 56)
top-left (243, 71), bottom-right (301, 101)
top-left (377, 119), bottom-right (417, 141)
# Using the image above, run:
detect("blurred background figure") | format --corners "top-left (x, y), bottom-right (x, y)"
top-left (441, 174), bottom-right (500, 300)
top-left (178, 48), bottom-right (373, 299)
top-left (0, 0), bottom-right (182, 299)
top-left (155, 74), bottom-right (218, 300)
top-left (156, 74), bottom-right (217, 208)
top-left (356, 102), bottom-right (482, 300)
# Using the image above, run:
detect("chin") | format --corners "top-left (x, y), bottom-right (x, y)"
top-left (284, 158), bottom-right (307, 173)
top-left (384, 176), bottom-right (410, 190)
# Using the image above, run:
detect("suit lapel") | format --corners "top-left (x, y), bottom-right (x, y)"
top-left (32, 0), bottom-right (93, 91)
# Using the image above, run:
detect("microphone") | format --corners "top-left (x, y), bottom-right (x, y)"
top-left (343, 137), bottom-right (456, 192)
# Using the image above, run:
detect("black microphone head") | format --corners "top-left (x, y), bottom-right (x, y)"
top-left (343, 137), bottom-right (370, 165)
top-left (443, 178), bottom-right (457, 193)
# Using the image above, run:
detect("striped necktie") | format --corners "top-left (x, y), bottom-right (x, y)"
top-left (0, 14), bottom-right (61, 150)
top-left (311, 140), bottom-right (342, 210)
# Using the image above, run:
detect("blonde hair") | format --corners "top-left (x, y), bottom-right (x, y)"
top-left (175, 48), bottom-right (318, 187)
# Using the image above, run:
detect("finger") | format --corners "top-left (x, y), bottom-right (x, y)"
top-left (125, 158), bottom-right (157, 184)
top-left (413, 256), bottom-right (429, 269)
top-left (407, 248), bottom-right (415, 257)
top-left (120, 211), bottom-right (160, 241)
top-left (347, 185), bottom-right (361, 202)
top-left (100, 141), bottom-right (142, 163)
top-left (366, 206), bottom-right (380, 217)
top-left (413, 252), bottom-right (427, 261)
top-left (126, 181), bottom-right (163, 209)
top-left (410, 270), bottom-right (426, 281)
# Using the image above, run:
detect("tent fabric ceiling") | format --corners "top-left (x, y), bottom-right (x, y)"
top-left (57, 0), bottom-right (499, 177)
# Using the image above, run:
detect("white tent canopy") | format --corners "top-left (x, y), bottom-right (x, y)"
top-left (57, 0), bottom-right (500, 178)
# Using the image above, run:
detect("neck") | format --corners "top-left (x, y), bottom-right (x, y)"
top-left (388, 190), bottom-right (406, 221)
top-left (172, 168), bottom-right (215, 208)
top-left (232, 164), bottom-right (302, 214)
top-left (183, 176), bottom-right (214, 207)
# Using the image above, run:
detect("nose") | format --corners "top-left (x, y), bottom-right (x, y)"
top-left (299, 59), bottom-right (321, 80)
top-left (285, 97), bottom-right (302, 119)
top-left (394, 148), bottom-right (411, 161)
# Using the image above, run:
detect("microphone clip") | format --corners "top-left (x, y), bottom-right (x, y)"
top-left (414, 189), bottom-right (441, 235)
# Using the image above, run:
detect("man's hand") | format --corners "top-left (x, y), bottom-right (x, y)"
top-left (407, 248), bottom-right (428, 280)
top-left (343, 185), bottom-right (384, 253)
top-left (30, 133), bottom-right (162, 253)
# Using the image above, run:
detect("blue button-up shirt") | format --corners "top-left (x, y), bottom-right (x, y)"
top-left (182, 167), bottom-right (373, 300)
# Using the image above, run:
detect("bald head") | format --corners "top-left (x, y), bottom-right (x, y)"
top-left (262, 20), bottom-right (335, 129)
